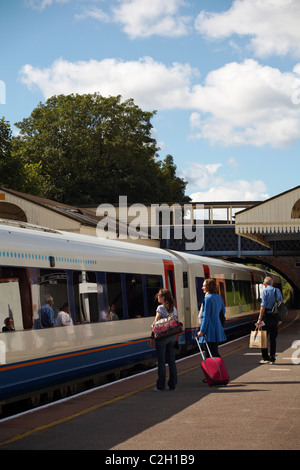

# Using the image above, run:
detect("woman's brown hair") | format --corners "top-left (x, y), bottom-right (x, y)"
top-left (155, 289), bottom-right (175, 313)
top-left (204, 278), bottom-right (218, 294)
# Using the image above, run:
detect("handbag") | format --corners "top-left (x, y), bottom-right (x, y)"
top-left (151, 315), bottom-right (183, 339)
top-left (249, 326), bottom-right (268, 349)
top-left (272, 288), bottom-right (288, 321)
top-left (219, 309), bottom-right (225, 326)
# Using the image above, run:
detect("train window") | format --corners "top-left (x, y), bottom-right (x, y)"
top-left (38, 269), bottom-right (68, 324)
top-left (0, 266), bottom-right (32, 331)
top-left (166, 269), bottom-right (175, 299)
top-left (226, 279), bottom-right (253, 313)
top-left (106, 272), bottom-right (123, 320)
top-left (73, 271), bottom-right (99, 323)
top-left (238, 280), bottom-right (252, 312)
top-left (145, 275), bottom-right (162, 317)
top-left (195, 277), bottom-right (205, 310)
top-left (125, 274), bottom-right (144, 318)
top-left (225, 279), bottom-right (240, 314)
top-left (254, 282), bottom-right (263, 304)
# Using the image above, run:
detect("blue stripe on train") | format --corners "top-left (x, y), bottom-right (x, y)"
top-left (0, 314), bottom-right (255, 402)
top-left (0, 339), bottom-right (156, 401)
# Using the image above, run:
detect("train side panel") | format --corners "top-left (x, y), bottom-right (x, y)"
top-left (170, 251), bottom-right (281, 344)
top-left (0, 223), bottom-right (281, 405)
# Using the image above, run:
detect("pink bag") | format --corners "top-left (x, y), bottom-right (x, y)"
top-left (196, 339), bottom-right (229, 386)
top-left (151, 315), bottom-right (183, 339)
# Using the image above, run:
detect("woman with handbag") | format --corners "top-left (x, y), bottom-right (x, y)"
top-left (150, 289), bottom-right (178, 391)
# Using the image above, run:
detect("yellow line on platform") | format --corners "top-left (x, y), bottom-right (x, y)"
top-left (0, 383), bottom-right (154, 447)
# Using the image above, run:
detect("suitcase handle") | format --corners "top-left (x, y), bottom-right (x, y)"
top-left (195, 335), bottom-right (212, 360)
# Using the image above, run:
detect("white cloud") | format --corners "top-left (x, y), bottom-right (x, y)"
top-left (111, 0), bottom-right (192, 39)
top-left (188, 59), bottom-right (300, 148)
top-left (181, 162), bottom-right (269, 202)
top-left (179, 162), bottom-right (222, 190)
top-left (75, 7), bottom-right (110, 23)
top-left (25, 0), bottom-right (70, 10)
top-left (195, 0), bottom-right (300, 58)
top-left (20, 57), bottom-right (300, 148)
top-left (25, 0), bottom-right (192, 38)
top-left (20, 56), bottom-right (197, 109)
top-left (189, 180), bottom-right (269, 203)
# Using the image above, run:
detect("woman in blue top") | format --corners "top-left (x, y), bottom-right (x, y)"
top-left (197, 278), bottom-right (226, 359)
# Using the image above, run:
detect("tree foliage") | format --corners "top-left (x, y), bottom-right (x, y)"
top-left (9, 93), bottom-right (190, 205)
top-left (0, 117), bottom-right (23, 190)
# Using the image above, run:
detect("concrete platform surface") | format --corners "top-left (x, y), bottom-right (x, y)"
top-left (0, 311), bottom-right (299, 451)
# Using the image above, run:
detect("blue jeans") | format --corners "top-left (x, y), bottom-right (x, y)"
top-left (155, 335), bottom-right (177, 390)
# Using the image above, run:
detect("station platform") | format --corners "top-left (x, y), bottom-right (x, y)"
top-left (0, 311), bottom-right (299, 452)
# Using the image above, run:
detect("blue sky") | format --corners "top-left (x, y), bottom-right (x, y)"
top-left (1, 0), bottom-right (300, 204)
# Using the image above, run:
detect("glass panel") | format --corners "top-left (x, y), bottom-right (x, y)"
top-left (145, 274), bottom-right (162, 316)
top-left (38, 269), bottom-right (68, 326)
top-left (238, 280), bottom-right (252, 312)
top-left (125, 274), bottom-right (144, 318)
top-left (0, 266), bottom-right (33, 331)
top-left (195, 276), bottom-right (205, 311)
top-left (106, 272), bottom-right (123, 320)
top-left (0, 267), bottom-right (24, 331)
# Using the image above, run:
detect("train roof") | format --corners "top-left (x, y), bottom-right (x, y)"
top-left (0, 219), bottom-right (281, 281)
top-left (0, 218), bottom-right (177, 260)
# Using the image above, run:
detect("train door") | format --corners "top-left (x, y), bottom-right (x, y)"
top-left (203, 265), bottom-right (210, 279)
top-left (195, 265), bottom-right (211, 311)
top-left (163, 260), bottom-right (176, 304)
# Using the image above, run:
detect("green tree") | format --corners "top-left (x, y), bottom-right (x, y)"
top-left (159, 154), bottom-right (189, 202)
top-left (0, 117), bottom-right (22, 190)
top-left (14, 93), bottom-right (190, 205)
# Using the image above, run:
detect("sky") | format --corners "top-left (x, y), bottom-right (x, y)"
top-left (1, 0), bottom-right (300, 205)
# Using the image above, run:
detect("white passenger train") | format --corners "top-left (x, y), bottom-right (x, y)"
top-left (0, 220), bottom-right (281, 406)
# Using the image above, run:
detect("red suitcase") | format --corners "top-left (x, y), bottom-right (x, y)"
top-left (196, 338), bottom-right (229, 386)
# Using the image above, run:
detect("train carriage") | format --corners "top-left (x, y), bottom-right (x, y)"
top-left (0, 220), bottom-right (281, 408)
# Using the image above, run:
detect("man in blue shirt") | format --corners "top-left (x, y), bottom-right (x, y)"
top-left (41, 295), bottom-right (58, 328)
top-left (257, 277), bottom-right (283, 364)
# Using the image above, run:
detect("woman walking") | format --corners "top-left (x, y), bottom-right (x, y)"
top-left (197, 278), bottom-right (226, 358)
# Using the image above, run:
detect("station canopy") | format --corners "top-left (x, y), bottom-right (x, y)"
top-left (235, 186), bottom-right (300, 248)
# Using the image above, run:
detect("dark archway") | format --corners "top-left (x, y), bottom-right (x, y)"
top-left (0, 202), bottom-right (27, 222)
top-left (291, 199), bottom-right (300, 218)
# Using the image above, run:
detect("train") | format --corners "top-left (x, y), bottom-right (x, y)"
top-left (0, 219), bottom-right (281, 409)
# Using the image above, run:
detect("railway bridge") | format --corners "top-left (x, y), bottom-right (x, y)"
top-left (161, 186), bottom-right (300, 308)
